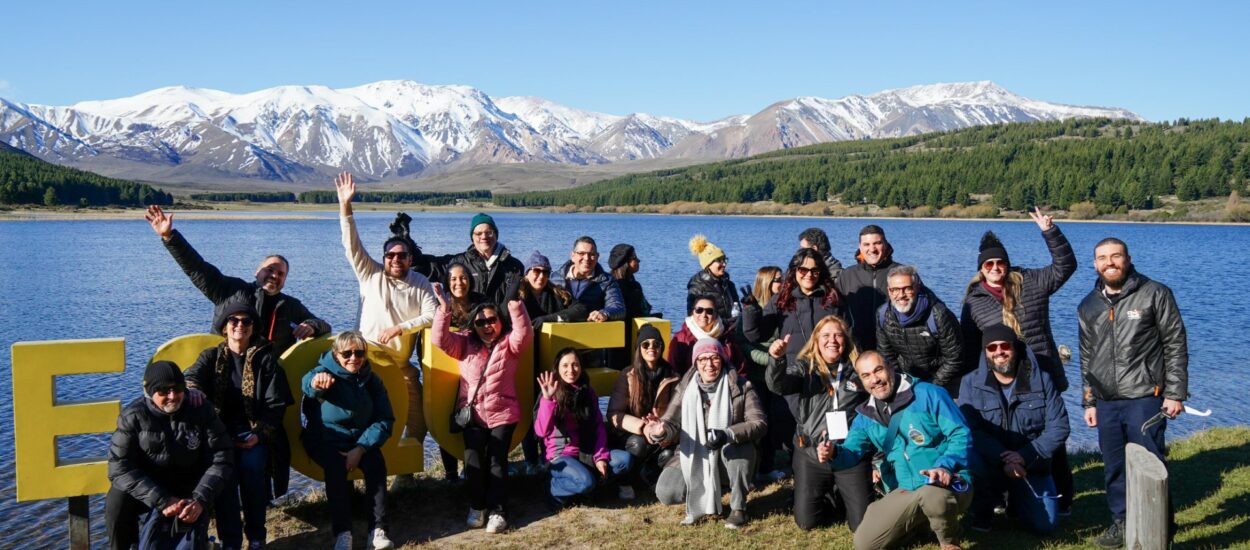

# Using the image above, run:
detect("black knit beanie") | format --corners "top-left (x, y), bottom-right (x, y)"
top-left (144, 360), bottom-right (186, 394)
top-left (637, 324), bottom-right (663, 352)
top-left (981, 324), bottom-right (1020, 348)
top-left (977, 231), bottom-right (1010, 268)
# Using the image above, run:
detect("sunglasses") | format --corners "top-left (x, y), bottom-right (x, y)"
top-left (985, 342), bottom-right (1013, 353)
top-left (796, 266), bottom-right (816, 277)
top-left (771, 279), bottom-right (783, 285)
top-left (692, 307), bottom-right (716, 315)
top-left (640, 339), bottom-right (662, 350)
top-left (151, 384), bottom-right (186, 395)
top-left (338, 349), bottom-right (366, 359)
top-left (384, 252), bottom-right (410, 260)
top-left (226, 317), bottom-right (255, 327)
top-left (474, 316), bottom-right (500, 328)
top-left (982, 259), bottom-right (1007, 269)
top-left (529, 268), bottom-right (550, 276)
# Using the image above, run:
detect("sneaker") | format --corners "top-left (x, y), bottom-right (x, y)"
top-left (679, 515), bottom-right (699, 526)
top-left (485, 513), bottom-right (508, 534)
top-left (389, 473), bottom-right (418, 492)
top-left (370, 528), bottom-right (394, 550)
top-left (970, 514), bottom-right (992, 533)
top-left (724, 509), bottom-right (748, 529)
top-left (466, 508), bottom-right (486, 528)
top-left (333, 531), bottom-right (352, 550)
top-left (618, 485), bottom-right (636, 500)
top-left (1093, 519), bottom-right (1125, 549)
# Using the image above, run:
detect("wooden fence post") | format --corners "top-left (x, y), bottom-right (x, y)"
top-left (1126, 442), bottom-right (1169, 550)
top-left (68, 495), bottom-right (90, 550)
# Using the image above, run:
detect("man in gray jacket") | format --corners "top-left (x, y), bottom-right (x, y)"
top-left (1078, 237), bottom-right (1188, 549)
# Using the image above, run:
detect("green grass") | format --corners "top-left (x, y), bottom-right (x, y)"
top-left (262, 427), bottom-right (1250, 549)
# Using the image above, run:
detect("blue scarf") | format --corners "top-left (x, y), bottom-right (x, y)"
top-left (895, 290), bottom-right (931, 327)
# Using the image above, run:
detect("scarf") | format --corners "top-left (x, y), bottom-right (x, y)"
top-left (684, 316), bottom-right (724, 340)
top-left (679, 371), bottom-right (731, 521)
top-left (894, 290), bottom-right (931, 327)
top-left (980, 281), bottom-right (1005, 303)
top-left (484, 241), bottom-right (505, 270)
top-left (212, 341), bottom-right (269, 437)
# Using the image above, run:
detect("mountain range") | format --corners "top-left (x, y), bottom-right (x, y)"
top-left (0, 80), bottom-right (1140, 185)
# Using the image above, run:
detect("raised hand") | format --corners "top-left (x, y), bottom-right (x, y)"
top-left (144, 205), bottom-right (173, 238)
top-left (768, 334), bottom-right (792, 359)
top-left (311, 371), bottom-right (336, 391)
top-left (739, 285), bottom-right (756, 306)
top-left (432, 283), bottom-right (450, 312)
top-left (1028, 206), bottom-right (1054, 231)
top-left (537, 371), bottom-right (559, 399)
top-left (335, 171), bottom-right (356, 204)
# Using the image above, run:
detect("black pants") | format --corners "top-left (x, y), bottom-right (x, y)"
top-left (463, 422), bottom-right (517, 514)
top-left (792, 450), bottom-right (873, 531)
top-left (310, 445), bottom-right (388, 535)
top-left (106, 487), bottom-right (150, 550)
top-left (755, 382), bottom-right (794, 474)
top-left (1052, 442), bottom-right (1073, 511)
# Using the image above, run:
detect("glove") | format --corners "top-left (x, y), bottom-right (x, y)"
top-left (705, 428), bottom-right (732, 450)
top-left (739, 285), bottom-right (756, 307)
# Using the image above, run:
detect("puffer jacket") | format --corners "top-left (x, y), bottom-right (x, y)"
top-left (742, 287), bottom-right (845, 369)
top-left (108, 397), bottom-right (233, 509)
top-left (835, 251), bottom-right (898, 352)
top-left (668, 319), bottom-right (745, 377)
top-left (686, 269), bottom-right (740, 322)
top-left (960, 226), bottom-right (1076, 390)
top-left (441, 244), bottom-right (526, 307)
top-left (162, 229), bottom-right (331, 355)
top-left (606, 362), bottom-right (680, 436)
top-left (833, 375), bottom-right (972, 492)
top-left (658, 368), bottom-right (767, 447)
top-left (958, 347), bottom-right (1070, 475)
top-left (433, 300), bottom-right (534, 428)
top-left (1078, 269), bottom-right (1188, 406)
top-left (522, 285), bottom-right (590, 326)
top-left (533, 387), bottom-right (611, 463)
top-left (301, 351), bottom-right (395, 452)
top-left (765, 355), bottom-right (867, 462)
top-left (875, 288), bottom-right (963, 387)
top-left (557, 261), bottom-right (626, 320)
top-left (617, 277), bottom-right (654, 318)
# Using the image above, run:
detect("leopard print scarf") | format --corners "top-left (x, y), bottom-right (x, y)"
top-left (212, 341), bottom-right (274, 438)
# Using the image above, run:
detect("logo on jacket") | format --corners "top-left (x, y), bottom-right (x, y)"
top-left (184, 428), bottom-right (201, 451)
top-left (1125, 309), bottom-right (1142, 320)
top-left (907, 424), bottom-right (926, 445)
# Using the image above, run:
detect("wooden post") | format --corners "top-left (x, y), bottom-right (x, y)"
top-left (68, 495), bottom-right (90, 550)
top-left (1126, 442), bottom-right (1169, 550)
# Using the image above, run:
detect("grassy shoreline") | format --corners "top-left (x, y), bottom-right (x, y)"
top-left (258, 426), bottom-right (1250, 549)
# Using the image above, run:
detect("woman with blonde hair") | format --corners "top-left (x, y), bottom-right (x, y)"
top-left (765, 315), bottom-right (871, 531)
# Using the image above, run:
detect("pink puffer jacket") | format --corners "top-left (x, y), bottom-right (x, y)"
top-left (432, 300), bottom-right (533, 428)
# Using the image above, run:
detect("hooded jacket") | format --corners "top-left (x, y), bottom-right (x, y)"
top-left (557, 261), bottom-right (626, 320)
top-left (432, 300), bottom-right (534, 428)
top-left (686, 269), bottom-right (740, 323)
top-left (765, 355), bottom-right (867, 463)
top-left (1078, 269), bottom-right (1188, 406)
top-left (835, 248), bottom-right (899, 352)
top-left (301, 351), bottom-right (395, 452)
top-left (958, 346), bottom-right (1070, 474)
top-left (875, 287), bottom-right (963, 387)
top-left (108, 397), bottom-right (233, 509)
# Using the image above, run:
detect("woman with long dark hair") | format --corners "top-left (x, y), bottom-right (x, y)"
top-left (607, 324), bottom-right (680, 498)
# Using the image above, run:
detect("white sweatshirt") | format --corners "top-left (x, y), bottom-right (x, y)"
top-left (340, 214), bottom-right (438, 359)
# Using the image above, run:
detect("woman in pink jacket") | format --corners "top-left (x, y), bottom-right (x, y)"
top-left (432, 294), bottom-right (533, 534)
top-left (534, 348), bottom-right (631, 507)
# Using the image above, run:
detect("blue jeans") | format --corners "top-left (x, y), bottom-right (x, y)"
top-left (215, 444), bottom-right (269, 547)
top-left (548, 451), bottom-right (632, 502)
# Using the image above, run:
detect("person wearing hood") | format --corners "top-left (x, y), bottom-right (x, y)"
top-left (646, 338), bottom-right (766, 529)
top-left (835, 224), bottom-right (900, 352)
top-left (669, 295), bottom-right (744, 376)
top-left (958, 324), bottom-right (1068, 535)
top-left (556, 236), bottom-right (625, 322)
top-left (686, 234), bottom-right (740, 324)
top-left (185, 302), bottom-right (293, 550)
top-left (607, 324), bottom-right (680, 498)
top-left (302, 331), bottom-right (396, 550)
top-left (831, 351), bottom-right (972, 550)
top-left (145, 205), bottom-right (330, 356)
top-left (798, 227), bottom-right (844, 282)
top-left (106, 361), bottom-right (232, 550)
top-left (876, 264), bottom-right (963, 390)
top-left (519, 251), bottom-right (590, 327)
top-left (608, 243), bottom-right (654, 319)
top-left (960, 207), bottom-right (1077, 514)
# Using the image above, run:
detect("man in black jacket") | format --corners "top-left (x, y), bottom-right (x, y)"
top-left (106, 361), bottom-right (233, 550)
top-left (145, 206), bottom-right (331, 355)
top-left (798, 227), bottom-right (843, 282)
top-left (426, 213), bottom-right (525, 306)
top-left (1078, 237), bottom-right (1188, 549)
top-left (835, 225), bottom-right (899, 352)
top-left (876, 265), bottom-right (962, 390)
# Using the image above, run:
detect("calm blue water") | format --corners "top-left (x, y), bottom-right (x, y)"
top-left (0, 212), bottom-right (1243, 546)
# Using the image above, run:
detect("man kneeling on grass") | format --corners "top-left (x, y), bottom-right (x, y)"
top-left (828, 351), bottom-right (973, 550)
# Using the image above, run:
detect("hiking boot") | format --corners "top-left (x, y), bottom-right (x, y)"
top-left (724, 509), bottom-right (748, 529)
top-left (1093, 519), bottom-right (1125, 549)
top-left (618, 484), bottom-right (636, 500)
top-left (485, 513), bottom-right (508, 534)
top-left (370, 528), bottom-right (394, 550)
top-left (333, 531), bottom-right (352, 550)
top-left (466, 508), bottom-right (486, 528)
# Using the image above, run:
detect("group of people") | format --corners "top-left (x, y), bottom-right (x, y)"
top-left (104, 171), bottom-right (1189, 550)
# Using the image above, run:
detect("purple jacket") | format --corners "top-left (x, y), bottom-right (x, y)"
top-left (533, 388), bottom-right (610, 463)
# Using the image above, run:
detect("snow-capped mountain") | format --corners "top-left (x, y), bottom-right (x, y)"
top-left (0, 80), bottom-right (1139, 183)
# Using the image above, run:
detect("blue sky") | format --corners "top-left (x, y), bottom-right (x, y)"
top-left (3, 1), bottom-right (1246, 122)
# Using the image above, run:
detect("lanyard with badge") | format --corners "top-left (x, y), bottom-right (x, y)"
top-left (822, 364), bottom-right (850, 441)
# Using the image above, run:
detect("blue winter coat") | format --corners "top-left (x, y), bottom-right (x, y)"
top-left (301, 351), bottom-right (394, 452)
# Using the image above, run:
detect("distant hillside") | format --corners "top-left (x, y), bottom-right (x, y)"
top-left (493, 118), bottom-right (1250, 212)
top-left (0, 142), bottom-right (172, 206)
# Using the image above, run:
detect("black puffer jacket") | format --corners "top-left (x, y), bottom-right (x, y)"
top-left (834, 252), bottom-right (898, 352)
top-left (439, 245), bottom-right (525, 306)
top-left (108, 398), bottom-right (233, 509)
top-left (522, 285), bottom-right (591, 326)
top-left (766, 355), bottom-right (866, 462)
top-left (162, 230), bottom-right (331, 355)
top-left (960, 226), bottom-right (1076, 390)
top-left (875, 288), bottom-right (963, 387)
top-left (687, 269), bottom-right (740, 322)
top-left (742, 287), bottom-right (845, 369)
top-left (617, 277), bottom-right (654, 318)
top-left (1078, 269), bottom-right (1188, 406)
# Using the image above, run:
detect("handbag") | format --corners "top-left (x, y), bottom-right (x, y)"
top-left (450, 349), bottom-right (494, 434)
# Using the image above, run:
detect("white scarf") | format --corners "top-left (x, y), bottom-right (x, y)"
top-left (679, 371), bottom-right (731, 520)
top-left (684, 316), bottom-right (724, 340)
top-left (484, 241), bottom-right (505, 270)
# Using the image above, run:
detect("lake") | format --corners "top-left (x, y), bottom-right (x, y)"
top-left (0, 211), bottom-right (1242, 546)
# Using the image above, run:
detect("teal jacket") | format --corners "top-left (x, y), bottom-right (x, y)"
top-left (301, 351), bottom-right (394, 452)
top-left (834, 374), bottom-right (971, 492)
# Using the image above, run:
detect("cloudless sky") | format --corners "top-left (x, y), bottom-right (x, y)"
top-left (2, 1), bottom-right (1246, 122)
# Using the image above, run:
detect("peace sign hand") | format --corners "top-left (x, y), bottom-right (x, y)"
top-left (1028, 206), bottom-right (1054, 231)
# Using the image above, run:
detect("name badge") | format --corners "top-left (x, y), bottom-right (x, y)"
top-left (826, 410), bottom-right (849, 441)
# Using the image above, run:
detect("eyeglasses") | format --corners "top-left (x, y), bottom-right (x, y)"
top-left (226, 317), bottom-right (254, 327)
top-left (473, 230), bottom-right (497, 238)
top-left (640, 339), bottom-right (662, 350)
top-left (985, 342), bottom-right (1013, 353)
top-left (887, 286), bottom-right (915, 295)
top-left (712, 257), bottom-right (727, 264)
top-left (338, 349), bottom-right (367, 359)
top-left (150, 384), bottom-right (186, 396)
top-left (573, 250), bottom-right (599, 258)
top-left (692, 307), bottom-right (716, 315)
top-left (696, 356), bottom-right (723, 366)
top-left (982, 259), bottom-right (1007, 270)
top-left (473, 316), bottom-right (500, 328)
top-left (384, 252), bottom-right (410, 260)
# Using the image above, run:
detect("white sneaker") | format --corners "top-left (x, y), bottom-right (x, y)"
top-left (485, 513), bottom-right (508, 534)
top-left (370, 527), bottom-right (394, 550)
top-left (333, 531), bottom-right (352, 550)
top-left (618, 485), bottom-right (636, 500)
top-left (466, 508), bottom-right (486, 528)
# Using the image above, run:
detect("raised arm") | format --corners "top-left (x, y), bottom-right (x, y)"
top-left (764, 336), bottom-right (803, 396)
top-left (148, 206), bottom-right (247, 303)
top-left (336, 172), bottom-right (382, 280)
top-left (506, 300), bottom-right (534, 354)
top-left (1028, 208), bottom-right (1077, 295)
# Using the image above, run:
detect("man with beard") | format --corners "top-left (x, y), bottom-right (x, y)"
top-left (146, 206), bottom-right (331, 355)
top-left (958, 325), bottom-right (1068, 535)
top-left (875, 265), bottom-right (963, 391)
top-left (835, 225), bottom-right (900, 352)
top-left (1078, 238), bottom-right (1188, 549)
top-left (106, 361), bottom-right (233, 550)
top-left (830, 351), bottom-right (972, 550)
